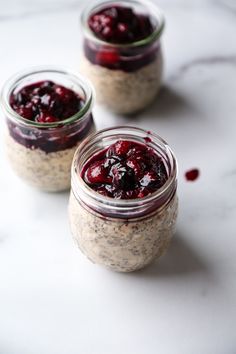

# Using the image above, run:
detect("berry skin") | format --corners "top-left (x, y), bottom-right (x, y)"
top-left (84, 160), bottom-right (112, 185)
top-left (96, 51), bottom-right (120, 66)
top-left (107, 140), bottom-right (133, 157)
top-left (37, 114), bottom-right (58, 123)
top-left (111, 163), bottom-right (136, 190)
top-left (140, 171), bottom-right (158, 188)
top-left (16, 103), bottom-right (34, 120)
top-left (126, 158), bottom-right (144, 179)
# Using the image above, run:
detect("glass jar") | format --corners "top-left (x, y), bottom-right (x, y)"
top-left (80, 0), bottom-right (165, 114)
top-left (1, 66), bottom-right (95, 192)
top-left (69, 126), bottom-right (178, 272)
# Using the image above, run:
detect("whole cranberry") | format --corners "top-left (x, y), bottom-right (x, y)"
top-left (96, 50), bottom-right (120, 66)
top-left (107, 140), bottom-right (132, 157)
top-left (85, 160), bottom-right (112, 185)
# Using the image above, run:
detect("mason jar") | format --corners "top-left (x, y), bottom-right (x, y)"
top-left (1, 66), bottom-right (95, 192)
top-left (80, 0), bottom-right (165, 114)
top-left (69, 126), bottom-right (178, 272)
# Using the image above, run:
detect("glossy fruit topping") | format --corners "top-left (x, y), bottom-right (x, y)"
top-left (88, 6), bottom-right (154, 44)
top-left (7, 114), bottom-right (94, 153)
top-left (7, 80), bottom-right (94, 153)
top-left (84, 38), bottom-right (159, 71)
top-left (10, 80), bottom-right (83, 123)
top-left (82, 139), bottom-right (168, 199)
top-left (85, 5), bottom-right (160, 71)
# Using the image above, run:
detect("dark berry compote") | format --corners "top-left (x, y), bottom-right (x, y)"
top-left (8, 80), bottom-right (93, 153)
top-left (83, 4), bottom-right (161, 72)
top-left (88, 6), bottom-right (154, 44)
top-left (82, 140), bottom-right (168, 199)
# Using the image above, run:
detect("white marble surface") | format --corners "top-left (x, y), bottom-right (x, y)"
top-left (0, 0), bottom-right (236, 353)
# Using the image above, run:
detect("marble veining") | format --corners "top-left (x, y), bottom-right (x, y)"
top-left (169, 54), bottom-right (236, 81)
top-left (215, 0), bottom-right (236, 15)
top-left (0, 0), bottom-right (228, 22)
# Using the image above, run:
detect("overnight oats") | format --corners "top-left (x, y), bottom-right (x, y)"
top-left (80, 0), bottom-right (165, 114)
top-left (69, 127), bottom-right (178, 272)
top-left (1, 67), bottom-right (95, 191)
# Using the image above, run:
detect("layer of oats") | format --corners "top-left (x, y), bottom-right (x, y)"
top-left (68, 191), bottom-right (178, 272)
top-left (5, 132), bottom-right (92, 192)
top-left (80, 52), bottom-right (163, 114)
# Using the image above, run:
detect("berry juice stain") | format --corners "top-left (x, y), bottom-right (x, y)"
top-left (144, 137), bottom-right (152, 143)
top-left (185, 168), bottom-right (200, 182)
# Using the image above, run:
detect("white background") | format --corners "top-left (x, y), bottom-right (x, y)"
top-left (0, 0), bottom-right (236, 353)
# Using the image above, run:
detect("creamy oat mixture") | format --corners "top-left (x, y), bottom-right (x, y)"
top-left (69, 191), bottom-right (178, 272)
top-left (5, 130), bottom-right (94, 192)
top-left (80, 52), bottom-right (163, 114)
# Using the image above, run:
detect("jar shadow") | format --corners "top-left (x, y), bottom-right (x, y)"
top-left (123, 85), bottom-right (194, 121)
top-left (0, 232), bottom-right (7, 244)
top-left (133, 231), bottom-right (209, 278)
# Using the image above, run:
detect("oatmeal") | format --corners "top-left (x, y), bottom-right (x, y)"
top-left (68, 127), bottom-right (178, 272)
top-left (69, 191), bottom-right (178, 272)
top-left (5, 128), bottom-right (94, 191)
top-left (80, 53), bottom-right (163, 114)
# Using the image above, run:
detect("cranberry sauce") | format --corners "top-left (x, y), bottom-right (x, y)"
top-left (82, 140), bottom-right (168, 199)
top-left (88, 6), bottom-right (154, 44)
top-left (8, 80), bottom-right (93, 153)
top-left (7, 116), bottom-right (93, 153)
top-left (10, 80), bottom-right (83, 123)
top-left (85, 5), bottom-right (159, 72)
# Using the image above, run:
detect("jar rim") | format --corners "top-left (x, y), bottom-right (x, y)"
top-left (0, 65), bottom-right (95, 129)
top-left (71, 126), bottom-right (177, 218)
top-left (80, 0), bottom-right (165, 49)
